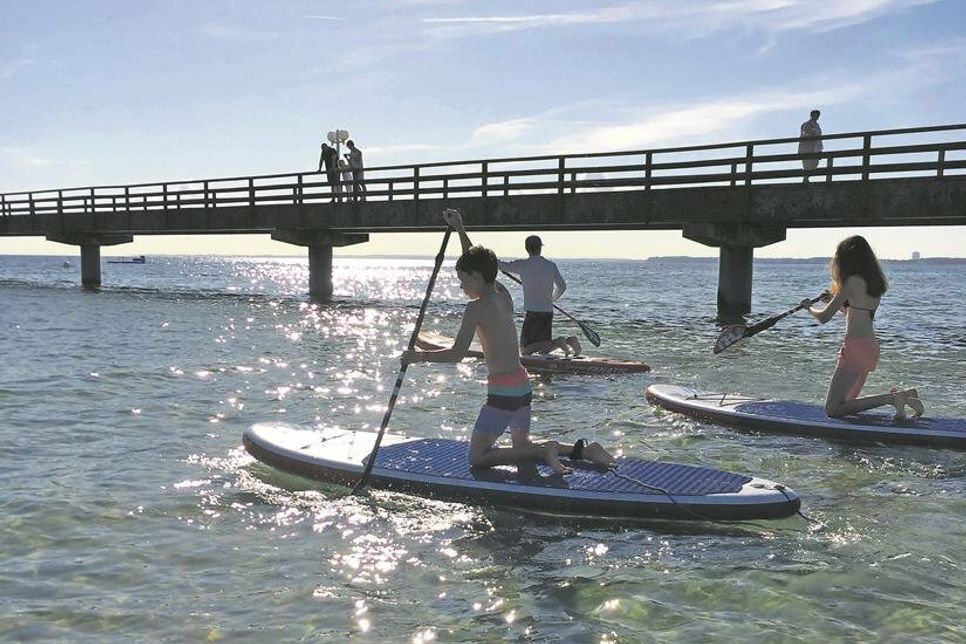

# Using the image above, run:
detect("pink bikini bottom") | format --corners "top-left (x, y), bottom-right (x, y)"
top-left (836, 336), bottom-right (880, 373)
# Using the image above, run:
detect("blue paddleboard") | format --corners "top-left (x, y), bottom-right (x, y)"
top-left (646, 384), bottom-right (966, 449)
top-left (243, 423), bottom-right (800, 521)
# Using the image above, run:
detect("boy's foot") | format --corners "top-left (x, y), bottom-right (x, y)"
top-left (566, 336), bottom-right (582, 357)
top-left (582, 441), bottom-right (617, 468)
top-left (542, 442), bottom-right (572, 475)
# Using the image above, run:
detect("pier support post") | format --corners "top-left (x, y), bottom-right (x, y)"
top-left (80, 244), bottom-right (102, 288)
top-left (271, 230), bottom-right (369, 301)
top-left (46, 233), bottom-right (134, 290)
top-left (683, 223), bottom-right (786, 320)
top-left (308, 245), bottom-right (333, 300)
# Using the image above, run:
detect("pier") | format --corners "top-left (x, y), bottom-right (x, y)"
top-left (2, 123), bottom-right (965, 317)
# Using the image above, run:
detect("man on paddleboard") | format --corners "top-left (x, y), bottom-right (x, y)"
top-left (499, 235), bottom-right (582, 356)
top-left (401, 209), bottom-right (615, 474)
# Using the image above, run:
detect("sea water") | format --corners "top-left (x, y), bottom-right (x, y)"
top-left (0, 255), bottom-right (963, 642)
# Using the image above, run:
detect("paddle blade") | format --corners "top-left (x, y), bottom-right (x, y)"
top-left (713, 324), bottom-right (749, 354)
top-left (578, 320), bottom-right (602, 347)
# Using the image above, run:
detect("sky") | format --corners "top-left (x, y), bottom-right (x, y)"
top-left (2, 0), bottom-right (965, 259)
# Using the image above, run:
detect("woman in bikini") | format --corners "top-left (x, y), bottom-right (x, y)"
top-left (802, 235), bottom-right (923, 420)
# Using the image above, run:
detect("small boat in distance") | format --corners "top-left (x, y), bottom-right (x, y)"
top-left (107, 255), bottom-right (146, 264)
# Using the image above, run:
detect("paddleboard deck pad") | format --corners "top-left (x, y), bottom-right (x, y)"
top-left (646, 384), bottom-right (966, 449)
top-left (243, 423), bottom-right (801, 520)
top-left (417, 331), bottom-right (650, 375)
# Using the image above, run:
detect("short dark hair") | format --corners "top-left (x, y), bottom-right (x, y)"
top-left (810, 109), bottom-right (821, 119)
top-left (455, 245), bottom-right (498, 283)
top-left (525, 235), bottom-right (543, 254)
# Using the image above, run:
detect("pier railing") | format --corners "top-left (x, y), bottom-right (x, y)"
top-left (2, 123), bottom-right (965, 219)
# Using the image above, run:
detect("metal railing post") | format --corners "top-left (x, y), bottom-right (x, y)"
top-left (443, 178), bottom-right (449, 199)
top-left (482, 161), bottom-right (488, 198)
top-left (248, 178), bottom-right (255, 213)
top-left (557, 157), bottom-right (565, 195)
top-left (414, 167), bottom-right (420, 201)
top-left (388, 180), bottom-right (394, 201)
top-left (503, 175), bottom-right (509, 197)
top-left (89, 187), bottom-right (95, 215)
top-left (861, 134), bottom-right (872, 181)
top-left (938, 148), bottom-right (946, 178)
top-left (204, 180), bottom-right (210, 213)
top-left (646, 152), bottom-right (653, 191)
top-left (124, 186), bottom-right (130, 211)
top-left (744, 144), bottom-right (754, 186)
top-left (826, 155), bottom-right (834, 182)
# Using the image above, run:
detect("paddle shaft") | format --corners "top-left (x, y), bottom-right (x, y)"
top-left (746, 293), bottom-right (826, 336)
top-left (352, 228), bottom-right (452, 493)
top-left (499, 270), bottom-right (601, 347)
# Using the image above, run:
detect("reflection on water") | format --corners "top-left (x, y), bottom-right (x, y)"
top-left (0, 255), bottom-right (964, 641)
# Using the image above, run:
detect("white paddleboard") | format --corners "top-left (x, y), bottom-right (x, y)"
top-left (243, 423), bottom-right (801, 521)
top-left (646, 384), bottom-right (966, 449)
top-left (417, 331), bottom-right (650, 375)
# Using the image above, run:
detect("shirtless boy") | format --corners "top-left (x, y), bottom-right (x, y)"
top-left (401, 209), bottom-right (616, 474)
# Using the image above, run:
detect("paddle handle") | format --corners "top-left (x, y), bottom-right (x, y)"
top-left (353, 227), bottom-right (452, 493)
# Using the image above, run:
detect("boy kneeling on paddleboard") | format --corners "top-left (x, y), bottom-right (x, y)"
top-left (402, 209), bottom-right (616, 474)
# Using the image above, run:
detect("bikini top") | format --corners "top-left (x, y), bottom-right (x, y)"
top-left (843, 300), bottom-right (878, 321)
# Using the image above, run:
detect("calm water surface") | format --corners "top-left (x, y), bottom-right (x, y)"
top-left (1, 254), bottom-right (964, 642)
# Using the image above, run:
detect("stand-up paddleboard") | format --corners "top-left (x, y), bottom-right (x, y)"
top-left (243, 423), bottom-right (801, 520)
top-left (416, 331), bottom-right (650, 375)
top-left (646, 384), bottom-right (966, 449)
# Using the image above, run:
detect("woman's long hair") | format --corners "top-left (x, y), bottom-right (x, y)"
top-left (829, 235), bottom-right (888, 297)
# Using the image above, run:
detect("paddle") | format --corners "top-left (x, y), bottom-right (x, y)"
top-left (352, 227), bottom-right (452, 494)
top-left (499, 270), bottom-right (602, 348)
top-left (713, 292), bottom-right (827, 354)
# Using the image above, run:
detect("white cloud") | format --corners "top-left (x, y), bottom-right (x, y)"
top-left (0, 146), bottom-right (52, 168)
top-left (364, 143), bottom-right (446, 156)
top-left (294, 14), bottom-right (348, 22)
top-left (0, 58), bottom-right (36, 80)
top-left (202, 23), bottom-right (279, 41)
top-left (471, 118), bottom-right (539, 145)
top-left (421, 0), bottom-right (939, 38)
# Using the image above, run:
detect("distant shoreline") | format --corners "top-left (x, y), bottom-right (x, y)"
top-left (3, 254), bottom-right (966, 264)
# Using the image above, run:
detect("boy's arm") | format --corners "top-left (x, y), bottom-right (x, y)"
top-left (499, 258), bottom-right (525, 273)
top-left (442, 208), bottom-right (473, 253)
top-left (402, 302), bottom-right (478, 364)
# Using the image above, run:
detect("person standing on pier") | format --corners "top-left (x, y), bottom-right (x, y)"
top-left (345, 140), bottom-right (367, 201)
top-left (339, 159), bottom-right (354, 201)
top-left (318, 143), bottom-right (341, 202)
top-left (798, 109), bottom-right (823, 183)
top-left (499, 235), bottom-right (581, 356)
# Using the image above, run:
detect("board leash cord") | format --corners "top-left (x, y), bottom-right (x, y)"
top-left (686, 392), bottom-right (765, 407)
top-left (608, 468), bottom-right (716, 522)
